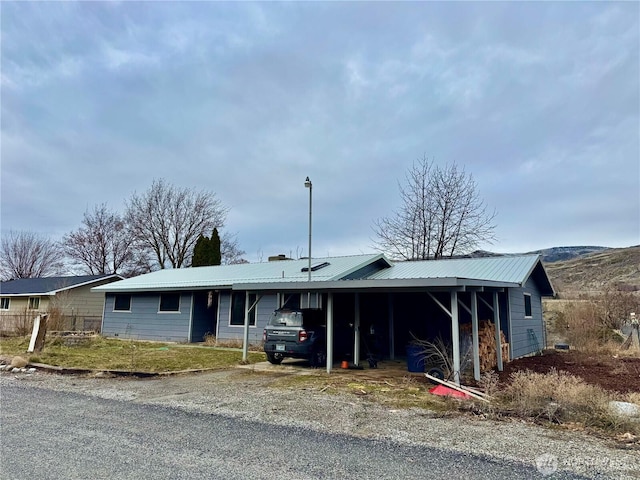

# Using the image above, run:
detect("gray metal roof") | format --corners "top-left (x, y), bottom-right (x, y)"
top-left (0, 274), bottom-right (122, 296)
top-left (92, 254), bottom-right (391, 292)
top-left (367, 255), bottom-right (541, 283)
top-left (234, 256), bottom-right (554, 295)
top-left (92, 253), bottom-right (554, 296)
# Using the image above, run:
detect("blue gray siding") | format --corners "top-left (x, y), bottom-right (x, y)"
top-left (102, 292), bottom-right (192, 342)
top-left (216, 291), bottom-right (278, 344)
top-left (508, 277), bottom-right (544, 359)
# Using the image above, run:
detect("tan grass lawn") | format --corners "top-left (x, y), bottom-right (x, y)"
top-left (0, 335), bottom-right (265, 373)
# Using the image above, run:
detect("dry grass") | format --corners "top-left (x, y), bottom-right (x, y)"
top-left (545, 245), bottom-right (640, 294)
top-left (551, 298), bottom-right (634, 351)
top-left (203, 332), bottom-right (216, 346)
top-left (0, 335), bottom-right (266, 372)
top-left (212, 337), bottom-right (264, 351)
top-left (270, 371), bottom-right (451, 411)
top-left (494, 369), bottom-right (639, 435)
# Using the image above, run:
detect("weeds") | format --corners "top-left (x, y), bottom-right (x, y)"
top-left (0, 335), bottom-right (265, 372)
top-left (495, 368), bottom-right (639, 435)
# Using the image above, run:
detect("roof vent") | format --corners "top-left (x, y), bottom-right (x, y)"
top-left (301, 262), bottom-right (330, 272)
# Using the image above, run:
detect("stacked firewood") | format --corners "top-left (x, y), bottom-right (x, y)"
top-left (460, 320), bottom-right (509, 372)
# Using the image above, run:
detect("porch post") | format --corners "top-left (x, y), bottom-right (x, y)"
top-left (388, 293), bottom-right (395, 360)
top-left (494, 291), bottom-right (504, 371)
top-left (242, 291), bottom-right (250, 362)
top-left (353, 293), bottom-right (360, 367)
top-left (326, 292), bottom-right (334, 374)
top-left (451, 291), bottom-right (460, 385)
top-left (471, 292), bottom-right (480, 382)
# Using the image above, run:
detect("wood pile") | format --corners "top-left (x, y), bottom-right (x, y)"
top-left (460, 320), bottom-right (509, 372)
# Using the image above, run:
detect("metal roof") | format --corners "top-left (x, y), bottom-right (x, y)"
top-left (92, 254), bottom-right (391, 292)
top-left (0, 274), bottom-right (122, 296)
top-left (92, 253), bottom-right (554, 296)
top-left (367, 255), bottom-right (542, 283)
top-left (234, 256), bottom-right (554, 294)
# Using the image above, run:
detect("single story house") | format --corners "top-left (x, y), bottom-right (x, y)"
top-left (93, 254), bottom-right (554, 380)
top-left (1, 274), bottom-right (122, 332)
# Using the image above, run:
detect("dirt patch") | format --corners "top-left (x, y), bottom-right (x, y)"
top-left (497, 350), bottom-right (640, 394)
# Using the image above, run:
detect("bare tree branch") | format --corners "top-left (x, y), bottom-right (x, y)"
top-left (61, 204), bottom-right (148, 277)
top-left (0, 231), bottom-right (65, 280)
top-left (221, 231), bottom-right (247, 265)
top-left (372, 157), bottom-right (497, 260)
top-left (125, 179), bottom-right (230, 269)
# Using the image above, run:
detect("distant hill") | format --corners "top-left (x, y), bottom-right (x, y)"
top-left (542, 246), bottom-right (640, 295)
top-left (527, 246), bottom-right (609, 263)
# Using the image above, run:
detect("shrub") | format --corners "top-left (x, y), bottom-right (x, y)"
top-left (555, 289), bottom-right (639, 351)
top-left (498, 368), bottom-right (637, 433)
top-left (46, 306), bottom-right (67, 331)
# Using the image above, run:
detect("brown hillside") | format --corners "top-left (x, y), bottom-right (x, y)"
top-left (544, 245), bottom-right (640, 295)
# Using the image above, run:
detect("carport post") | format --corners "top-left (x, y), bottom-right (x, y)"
top-left (493, 292), bottom-right (503, 371)
top-left (326, 293), bottom-right (334, 374)
top-left (242, 291), bottom-right (250, 362)
top-left (353, 293), bottom-right (360, 367)
top-left (471, 292), bottom-right (481, 382)
top-left (450, 291), bottom-right (460, 385)
top-left (388, 294), bottom-right (395, 360)
top-left (242, 293), bottom-right (262, 362)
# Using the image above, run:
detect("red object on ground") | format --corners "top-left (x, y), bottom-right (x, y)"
top-left (429, 384), bottom-right (471, 399)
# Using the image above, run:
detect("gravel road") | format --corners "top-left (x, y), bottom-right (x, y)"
top-left (1, 366), bottom-right (638, 479)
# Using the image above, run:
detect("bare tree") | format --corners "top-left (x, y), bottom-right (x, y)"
top-left (221, 231), bottom-right (247, 264)
top-left (125, 179), bottom-right (230, 269)
top-left (0, 230), bottom-right (65, 280)
top-left (62, 204), bottom-right (149, 277)
top-left (372, 157), bottom-right (497, 260)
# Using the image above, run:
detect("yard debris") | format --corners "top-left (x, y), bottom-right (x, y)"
top-left (425, 373), bottom-right (490, 402)
top-left (429, 384), bottom-right (470, 399)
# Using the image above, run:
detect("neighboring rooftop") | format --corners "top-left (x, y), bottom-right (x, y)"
top-left (0, 274), bottom-right (122, 296)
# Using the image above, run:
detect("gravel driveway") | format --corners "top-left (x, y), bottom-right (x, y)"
top-left (1, 364), bottom-right (638, 479)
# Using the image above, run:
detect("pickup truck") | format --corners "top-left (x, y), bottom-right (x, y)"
top-left (263, 308), bottom-right (326, 367)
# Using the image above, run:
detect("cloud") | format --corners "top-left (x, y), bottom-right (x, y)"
top-left (1, 2), bottom-right (638, 263)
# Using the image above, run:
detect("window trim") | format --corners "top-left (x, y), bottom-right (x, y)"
top-left (28, 296), bottom-right (40, 310)
top-left (524, 293), bottom-right (533, 318)
top-left (159, 293), bottom-right (181, 313)
top-left (229, 292), bottom-right (256, 327)
top-left (0, 298), bottom-right (9, 310)
top-left (113, 294), bottom-right (132, 312)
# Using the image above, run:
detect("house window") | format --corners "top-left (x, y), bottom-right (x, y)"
top-left (28, 297), bottom-right (40, 310)
top-left (114, 294), bottom-right (131, 311)
top-left (0, 298), bottom-right (9, 310)
top-left (524, 293), bottom-right (532, 318)
top-left (230, 292), bottom-right (256, 326)
top-left (282, 293), bottom-right (300, 310)
top-left (159, 293), bottom-right (180, 312)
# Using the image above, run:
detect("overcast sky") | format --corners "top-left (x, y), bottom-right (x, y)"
top-left (1, 2), bottom-right (638, 263)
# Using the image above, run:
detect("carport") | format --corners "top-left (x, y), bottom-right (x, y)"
top-left (235, 277), bottom-right (515, 384)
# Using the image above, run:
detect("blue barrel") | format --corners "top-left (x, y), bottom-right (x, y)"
top-left (406, 344), bottom-right (425, 372)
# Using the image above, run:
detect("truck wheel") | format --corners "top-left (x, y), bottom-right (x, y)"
top-left (266, 352), bottom-right (284, 365)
